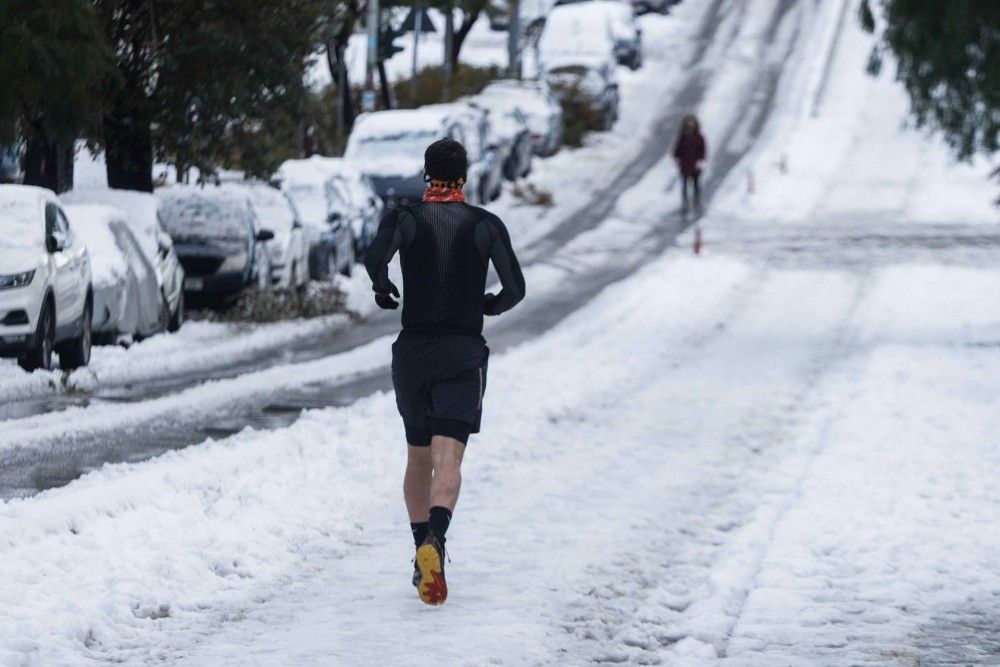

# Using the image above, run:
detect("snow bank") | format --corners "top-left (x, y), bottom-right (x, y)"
top-left (0, 250), bottom-right (751, 664)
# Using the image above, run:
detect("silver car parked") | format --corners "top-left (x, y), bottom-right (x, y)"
top-left (62, 187), bottom-right (185, 332)
top-left (64, 204), bottom-right (162, 343)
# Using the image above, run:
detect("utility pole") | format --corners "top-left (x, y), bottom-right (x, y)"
top-left (507, 0), bottom-right (520, 79)
top-left (364, 0), bottom-right (380, 112)
top-left (443, 4), bottom-right (454, 101)
top-left (410, 0), bottom-right (423, 101)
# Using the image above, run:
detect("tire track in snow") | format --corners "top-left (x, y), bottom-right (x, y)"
top-left (554, 270), bottom-right (872, 664)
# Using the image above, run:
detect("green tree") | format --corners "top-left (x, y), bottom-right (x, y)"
top-left (92, 0), bottom-right (331, 190)
top-left (0, 0), bottom-right (111, 192)
top-left (860, 0), bottom-right (1000, 162)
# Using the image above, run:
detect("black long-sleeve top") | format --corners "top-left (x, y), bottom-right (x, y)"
top-left (364, 202), bottom-right (526, 338)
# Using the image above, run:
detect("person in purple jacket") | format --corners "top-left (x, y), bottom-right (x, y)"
top-left (673, 114), bottom-right (707, 212)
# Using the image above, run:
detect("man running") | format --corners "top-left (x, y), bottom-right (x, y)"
top-left (365, 137), bottom-right (526, 606)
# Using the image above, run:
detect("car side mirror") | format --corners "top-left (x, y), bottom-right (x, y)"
top-left (255, 228), bottom-right (275, 242)
top-left (157, 232), bottom-right (173, 254)
top-left (47, 231), bottom-right (66, 253)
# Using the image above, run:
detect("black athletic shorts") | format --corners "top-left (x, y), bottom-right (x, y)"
top-left (390, 334), bottom-right (489, 446)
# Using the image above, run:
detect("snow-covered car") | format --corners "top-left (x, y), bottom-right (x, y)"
top-left (64, 204), bottom-right (163, 343)
top-left (157, 186), bottom-right (274, 301)
top-left (344, 107), bottom-right (488, 207)
top-left (61, 187), bottom-right (185, 332)
top-left (425, 102), bottom-right (504, 203)
top-left (278, 165), bottom-right (357, 280)
top-left (488, 0), bottom-right (553, 32)
top-left (546, 55), bottom-right (621, 130)
top-left (241, 183), bottom-right (310, 291)
top-left (334, 167), bottom-right (384, 256)
top-left (0, 185), bottom-right (92, 372)
top-left (469, 96), bottom-right (535, 180)
top-left (540, 2), bottom-right (642, 71)
top-left (280, 157), bottom-right (384, 256)
top-left (480, 79), bottom-right (564, 156)
top-left (598, 0), bottom-right (643, 69)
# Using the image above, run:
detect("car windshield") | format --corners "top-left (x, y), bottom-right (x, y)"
top-left (0, 197), bottom-right (43, 249)
top-left (159, 195), bottom-right (248, 242)
top-left (347, 130), bottom-right (438, 160)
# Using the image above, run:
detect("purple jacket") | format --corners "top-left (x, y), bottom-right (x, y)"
top-left (673, 131), bottom-right (706, 177)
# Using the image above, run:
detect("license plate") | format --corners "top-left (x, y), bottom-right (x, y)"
top-left (184, 277), bottom-right (204, 291)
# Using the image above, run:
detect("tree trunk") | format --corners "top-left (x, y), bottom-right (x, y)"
top-left (23, 136), bottom-right (74, 194)
top-left (451, 8), bottom-right (482, 69)
top-left (103, 97), bottom-right (154, 192)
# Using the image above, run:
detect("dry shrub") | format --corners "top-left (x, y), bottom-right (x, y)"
top-left (511, 182), bottom-right (555, 207)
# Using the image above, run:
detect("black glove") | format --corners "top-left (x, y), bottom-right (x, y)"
top-left (375, 281), bottom-right (400, 310)
top-left (483, 292), bottom-right (499, 316)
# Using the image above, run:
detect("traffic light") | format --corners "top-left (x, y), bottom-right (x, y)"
top-left (378, 24), bottom-right (405, 62)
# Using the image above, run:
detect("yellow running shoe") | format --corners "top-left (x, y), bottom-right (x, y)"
top-left (415, 533), bottom-right (448, 605)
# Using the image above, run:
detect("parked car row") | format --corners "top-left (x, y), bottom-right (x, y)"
top-left (344, 81), bottom-right (564, 209)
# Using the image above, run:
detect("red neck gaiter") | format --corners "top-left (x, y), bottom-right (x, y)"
top-left (423, 186), bottom-right (466, 203)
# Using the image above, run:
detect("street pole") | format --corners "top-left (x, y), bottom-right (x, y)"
top-left (364, 0), bottom-right (380, 112)
top-left (507, 0), bottom-right (520, 79)
top-left (443, 4), bottom-right (453, 102)
top-left (411, 0), bottom-right (423, 101)
top-left (336, 44), bottom-right (347, 143)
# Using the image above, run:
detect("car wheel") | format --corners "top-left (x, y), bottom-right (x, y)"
top-left (339, 243), bottom-right (355, 277)
top-left (58, 298), bottom-right (91, 370)
top-left (158, 296), bottom-right (171, 332)
top-left (18, 302), bottom-right (55, 372)
top-left (257, 260), bottom-right (272, 293)
top-left (326, 249), bottom-right (339, 281)
top-left (168, 290), bottom-right (184, 332)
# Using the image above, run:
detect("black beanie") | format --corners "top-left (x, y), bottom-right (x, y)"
top-left (424, 138), bottom-right (468, 182)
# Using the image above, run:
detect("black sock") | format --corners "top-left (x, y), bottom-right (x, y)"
top-left (410, 522), bottom-right (429, 549)
top-left (428, 506), bottom-right (452, 542)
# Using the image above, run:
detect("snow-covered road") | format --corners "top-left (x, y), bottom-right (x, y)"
top-left (1, 0), bottom-right (998, 664)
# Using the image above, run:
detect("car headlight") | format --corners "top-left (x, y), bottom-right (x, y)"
top-left (0, 270), bottom-right (35, 290)
top-left (219, 251), bottom-right (249, 272)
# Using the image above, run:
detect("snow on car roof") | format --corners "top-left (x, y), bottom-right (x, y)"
top-left (351, 108), bottom-right (450, 140)
top-left (0, 185), bottom-right (52, 249)
top-left (278, 156), bottom-right (364, 186)
top-left (156, 185), bottom-right (252, 242)
top-left (63, 204), bottom-right (129, 289)
top-left (539, 3), bottom-right (615, 61)
top-left (61, 187), bottom-right (160, 262)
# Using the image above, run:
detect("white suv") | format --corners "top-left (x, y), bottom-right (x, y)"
top-left (0, 185), bottom-right (93, 372)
